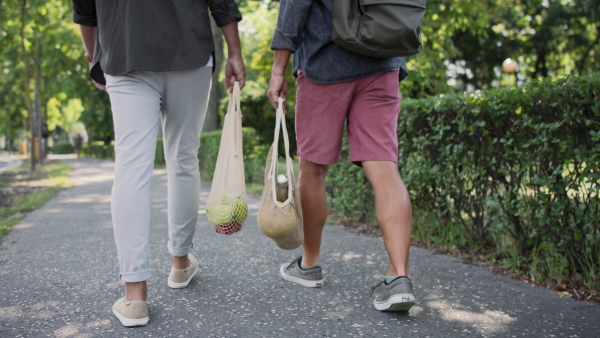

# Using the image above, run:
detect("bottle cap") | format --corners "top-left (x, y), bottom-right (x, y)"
top-left (277, 174), bottom-right (288, 184)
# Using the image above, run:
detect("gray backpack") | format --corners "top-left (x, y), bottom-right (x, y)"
top-left (332, 0), bottom-right (426, 58)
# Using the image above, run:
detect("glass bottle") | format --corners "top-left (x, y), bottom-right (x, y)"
top-left (275, 174), bottom-right (289, 203)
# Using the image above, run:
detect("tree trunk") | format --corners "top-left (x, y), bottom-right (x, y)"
top-left (203, 17), bottom-right (225, 133)
top-left (34, 55), bottom-right (43, 166)
top-left (577, 25), bottom-right (600, 75)
top-left (86, 125), bottom-right (94, 146)
top-left (20, 0), bottom-right (35, 171)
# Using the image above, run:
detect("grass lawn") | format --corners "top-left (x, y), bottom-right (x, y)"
top-left (0, 160), bottom-right (72, 242)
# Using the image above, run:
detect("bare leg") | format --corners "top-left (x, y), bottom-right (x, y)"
top-left (298, 158), bottom-right (329, 267)
top-left (363, 161), bottom-right (412, 278)
top-left (125, 281), bottom-right (148, 301)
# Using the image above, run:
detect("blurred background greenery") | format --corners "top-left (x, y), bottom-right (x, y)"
top-left (1, 0), bottom-right (598, 162)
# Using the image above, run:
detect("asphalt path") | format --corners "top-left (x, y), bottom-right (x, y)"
top-left (0, 153), bottom-right (22, 173)
top-left (0, 155), bottom-right (598, 337)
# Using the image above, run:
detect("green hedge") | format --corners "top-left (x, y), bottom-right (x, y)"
top-left (155, 139), bottom-right (165, 164)
top-left (199, 127), bottom-right (268, 184)
top-left (239, 86), bottom-right (298, 157)
top-left (81, 128), bottom-right (269, 184)
top-left (51, 142), bottom-right (74, 154)
top-left (81, 144), bottom-right (114, 159)
top-left (77, 129), bottom-right (268, 184)
top-left (79, 139), bottom-right (164, 164)
top-left (327, 73), bottom-right (600, 286)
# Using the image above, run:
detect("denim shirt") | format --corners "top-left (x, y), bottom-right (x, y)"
top-left (270, 0), bottom-right (408, 84)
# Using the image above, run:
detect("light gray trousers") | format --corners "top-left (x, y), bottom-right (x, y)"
top-left (105, 66), bottom-right (212, 282)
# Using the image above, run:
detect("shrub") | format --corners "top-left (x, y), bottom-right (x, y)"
top-left (80, 140), bottom-right (163, 164)
top-left (238, 83), bottom-right (298, 157)
top-left (81, 144), bottom-right (114, 159)
top-left (199, 127), bottom-right (268, 184)
top-left (326, 148), bottom-right (376, 225)
top-left (327, 72), bottom-right (600, 286)
top-left (51, 142), bottom-right (74, 154)
top-left (78, 128), bottom-right (269, 186)
top-left (155, 139), bottom-right (165, 164)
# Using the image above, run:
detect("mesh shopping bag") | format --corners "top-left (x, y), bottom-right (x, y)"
top-left (205, 82), bottom-right (248, 235)
top-left (257, 98), bottom-right (303, 250)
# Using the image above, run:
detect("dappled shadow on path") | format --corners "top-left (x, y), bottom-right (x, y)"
top-left (320, 244), bottom-right (599, 337)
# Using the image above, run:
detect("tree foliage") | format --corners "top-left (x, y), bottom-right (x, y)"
top-left (403, 0), bottom-right (600, 97)
top-left (0, 0), bottom-right (110, 150)
top-left (1, 0), bottom-right (598, 149)
top-left (236, 1), bottom-right (299, 154)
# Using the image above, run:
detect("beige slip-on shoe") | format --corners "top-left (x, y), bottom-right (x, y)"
top-left (112, 297), bottom-right (149, 327)
top-left (168, 253), bottom-right (198, 288)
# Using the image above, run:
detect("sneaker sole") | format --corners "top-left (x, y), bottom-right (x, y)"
top-left (112, 308), bottom-right (149, 327)
top-left (279, 263), bottom-right (324, 288)
top-left (374, 293), bottom-right (416, 311)
top-left (168, 265), bottom-right (197, 289)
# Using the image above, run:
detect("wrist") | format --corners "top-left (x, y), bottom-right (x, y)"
top-left (271, 67), bottom-right (287, 76)
top-left (84, 53), bottom-right (93, 63)
top-left (227, 50), bottom-right (242, 58)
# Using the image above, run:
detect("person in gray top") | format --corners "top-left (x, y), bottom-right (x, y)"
top-left (72, 0), bottom-right (245, 326)
top-left (267, 0), bottom-right (416, 312)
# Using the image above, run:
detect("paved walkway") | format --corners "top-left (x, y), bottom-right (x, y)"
top-left (0, 156), bottom-right (598, 337)
top-left (0, 152), bottom-right (22, 173)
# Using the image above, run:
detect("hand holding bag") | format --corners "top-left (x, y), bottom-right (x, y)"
top-left (205, 82), bottom-right (248, 235)
top-left (257, 98), bottom-right (303, 250)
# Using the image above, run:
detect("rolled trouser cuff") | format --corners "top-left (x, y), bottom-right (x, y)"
top-left (168, 242), bottom-right (194, 258)
top-left (119, 269), bottom-right (150, 283)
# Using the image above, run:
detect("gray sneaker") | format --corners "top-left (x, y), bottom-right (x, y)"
top-left (371, 276), bottom-right (416, 311)
top-left (280, 256), bottom-right (324, 288)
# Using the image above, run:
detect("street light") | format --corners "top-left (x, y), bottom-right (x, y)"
top-left (502, 58), bottom-right (518, 86)
top-left (502, 58), bottom-right (517, 73)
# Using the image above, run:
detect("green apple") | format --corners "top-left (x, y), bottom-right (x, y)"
top-left (232, 197), bottom-right (248, 224)
top-left (206, 201), bottom-right (231, 225)
top-left (206, 195), bottom-right (247, 226)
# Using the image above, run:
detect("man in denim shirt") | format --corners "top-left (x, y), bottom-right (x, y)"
top-left (267, 0), bottom-right (416, 311)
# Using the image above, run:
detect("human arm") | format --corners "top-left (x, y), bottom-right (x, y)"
top-left (72, 0), bottom-right (105, 91)
top-left (221, 21), bottom-right (246, 92)
top-left (267, 50), bottom-right (292, 111)
top-left (79, 25), bottom-right (95, 60)
top-left (208, 0), bottom-right (245, 91)
top-left (78, 25), bottom-right (106, 91)
top-left (267, 0), bottom-right (312, 111)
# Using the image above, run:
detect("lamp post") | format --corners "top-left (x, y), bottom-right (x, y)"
top-left (502, 58), bottom-right (518, 86)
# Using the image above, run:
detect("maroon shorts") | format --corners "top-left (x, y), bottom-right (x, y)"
top-left (295, 70), bottom-right (401, 166)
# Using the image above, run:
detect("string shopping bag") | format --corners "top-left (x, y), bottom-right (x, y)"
top-left (205, 82), bottom-right (248, 234)
top-left (257, 98), bottom-right (303, 249)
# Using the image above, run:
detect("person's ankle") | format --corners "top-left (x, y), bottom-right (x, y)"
top-left (172, 255), bottom-right (189, 269)
top-left (300, 256), bottom-right (319, 268)
top-left (125, 281), bottom-right (147, 301)
top-left (386, 267), bottom-right (410, 279)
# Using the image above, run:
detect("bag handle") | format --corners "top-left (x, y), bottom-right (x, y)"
top-left (226, 82), bottom-right (242, 156)
top-left (278, 98), bottom-right (291, 164)
top-left (227, 81), bottom-right (241, 116)
top-left (278, 99), bottom-right (295, 202)
top-left (269, 97), bottom-right (294, 205)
